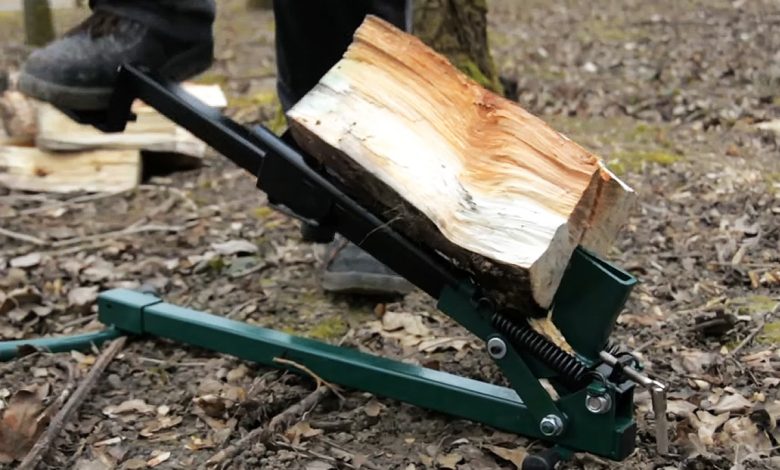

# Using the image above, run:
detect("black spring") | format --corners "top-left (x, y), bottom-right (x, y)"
top-left (492, 313), bottom-right (589, 389)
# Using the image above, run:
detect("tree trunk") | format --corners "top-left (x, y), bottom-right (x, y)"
top-left (246, 0), bottom-right (273, 9)
top-left (413, 0), bottom-right (503, 94)
top-left (23, 0), bottom-right (55, 47)
top-left (287, 17), bottom-right (634, 315)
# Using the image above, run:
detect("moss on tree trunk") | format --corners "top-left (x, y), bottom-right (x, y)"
top-left (412, 0), bottom-right (503, 94)
top-left (24, 0), bottom-right (55, 47)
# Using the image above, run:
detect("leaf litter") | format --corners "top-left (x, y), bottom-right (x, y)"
top-left (0, 0), bottom-right (779, 469)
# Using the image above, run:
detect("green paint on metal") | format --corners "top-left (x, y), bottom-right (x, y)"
top-left (0, 329), bottom-right (123, 361)
top-left (436, 283), bottom-right (494, 340)
top-left (492, 334), bottom-right (563, 425)
top-left (98, 289), bottom-right (161, 334)
top-left (96, 288), bottom-right (637, 460)
top-left (552, 247), bottom-right (636, 361)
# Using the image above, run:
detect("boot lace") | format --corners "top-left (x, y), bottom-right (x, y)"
top-left (65, 10), bottom-right (126, 39)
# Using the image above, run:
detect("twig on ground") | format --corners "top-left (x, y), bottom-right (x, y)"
top-left (17, 336), bottom-right (127, 470)
top-left (0, 227), bottom-right (47, 246)
top-left (205, 385), bottom-right (332, 468)
top-left (228, 262), bottom-right (274, 279)
top-left (50, 222), bottom-right (195, 248)
top-left (206, 359), bottom-right (339, 467)
top-left (16, 190), bottom-right (132, 216)
top-left (274, 441), bottom-right (359, 469)
top-left (728, 315), bottom-right (769, 358)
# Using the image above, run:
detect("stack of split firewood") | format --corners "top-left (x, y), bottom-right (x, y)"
top-left (0, 74), bottom-right (225, 193)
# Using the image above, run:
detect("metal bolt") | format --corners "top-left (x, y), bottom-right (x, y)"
top-left (486, 337), bottom-right (507, 359)
top-left (539, 414), bottom-right (564, 437)
top-left (585, 393), bottom-right (612, 414)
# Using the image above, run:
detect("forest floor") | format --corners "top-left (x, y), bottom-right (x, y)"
top-left (1, 0), bottom-right (779, 469)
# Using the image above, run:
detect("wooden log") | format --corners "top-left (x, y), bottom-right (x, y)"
top-left (287, 16), bottom-right (634, 314)
top-left (35, 83), bottom-right (226, 165)
top-left (0, 146), bottom-right (140, 193)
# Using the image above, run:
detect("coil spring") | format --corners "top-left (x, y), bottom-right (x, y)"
top-left (492, 313), bottom-right (589, 389)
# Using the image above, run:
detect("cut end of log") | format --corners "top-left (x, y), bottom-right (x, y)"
top-left (288, 16), bottom-right (634, 313)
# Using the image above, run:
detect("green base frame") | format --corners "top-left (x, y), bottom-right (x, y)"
top-left (97, 274), bottom-right (636, 461)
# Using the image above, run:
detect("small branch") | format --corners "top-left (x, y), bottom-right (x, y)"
top-left (0, 227), bottom-right (47, 245)
top-left (273, 357), bottom-right (344, 400)
top-left (17, 336), bottom-right (127, 470)
top-left (728, 316), bottom-right (768, 358)
top-left (205, 385), bottom-right (332, 467)
top-left (50, 222), bottom-right (194, 248)
top-left (16, 190), bottom-right (132, 216)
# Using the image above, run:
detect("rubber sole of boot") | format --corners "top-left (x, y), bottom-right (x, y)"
top-left (18, 43), bottom-right (213, 111)
top-left (321, 271), bottom-right (415, 296)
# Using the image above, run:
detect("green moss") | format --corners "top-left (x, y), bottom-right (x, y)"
top-left (208, 256), bottom-right (226, 272)
top-left (264, 100), bottom-right (288, 135)
top-left (193, 72), bottom-right (228, 86)
top-left (773, 96), bottom-right (780, 107)
top-left (757, 321), bottom-right (780, 345)
top-left (457, 58), bottom-right (503, 95)
top-left (730, 295), bottom-right (779, 316)
top-left (254, 206), bottom-right (274, 219)
top-left (607, 150), bottom-right (682, 175)
top-left (228, 91), bottom-right (277, 109)
top-left (582, 20), bottom-right (643, 43)
top-left (307, 316), bottom-right (348, 340)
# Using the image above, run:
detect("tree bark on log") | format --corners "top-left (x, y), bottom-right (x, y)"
top-left (287, 16), bottom-right (634, 315)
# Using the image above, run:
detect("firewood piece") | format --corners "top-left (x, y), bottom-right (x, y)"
top-left (35, 83), bottom-right (226, 166)
top-left (288, 16), bottom-right (634, 314)
top-left (0, 146), bottom-right (140, 193)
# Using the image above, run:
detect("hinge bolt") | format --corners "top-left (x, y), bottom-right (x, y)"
top-left (486, 337), bottom-right (507, 359)
top-left (585, 393), bottom-right (612, 414)
top-left (539, 414), bottom-right (564, 436)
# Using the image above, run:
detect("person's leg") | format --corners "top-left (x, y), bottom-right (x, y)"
top-left (19, 0), bottom-right (215, 110)
top-left (274, 0), bottom-right (407, 110)
top-left (274, 0), bottom-right (415, 295)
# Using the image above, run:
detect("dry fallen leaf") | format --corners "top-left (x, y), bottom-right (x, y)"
top-left (67, 286), bottom-right (99, 311)
top-left (9, 253), bottom-right (41, 269)
top-left (486, 445), bottom-right (527, 469)
top-left (226, 364), bottom-right (248, 383)
top-left (417, 337), bottom-right (470, 353)
top-left (140, 416), bottom-right (183, 437)
top-left (102, 399), bottom-right (156, 418)
top-left (381, 312), bottom-right (430, 337)
top-left (146, 450), bottom-right (171, 467)
top-left (709, 393), bottom-right (752, 414)
top-left (284, 421), bottom-right (323, 446)
top-left (0, 384), bottom-right (51, 463)
top-left (435, 452), bottom-right (463, 469)
top-left (689, 410), bottom-right (731, 446)
top-left (193, 394), bottom-right (228, 418)
top-left (667, 400), bottom-right (698, 417)
top-left (722, 416), bottom-right (773, 453)
top-left (211, 239), bottom-right (258, 256)
top-left (363, 398), bottom-right (385, 418)
top-left (0, 286), bottom-right (42, 315)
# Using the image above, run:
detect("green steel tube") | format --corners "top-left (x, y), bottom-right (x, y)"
top-left (0, 328), bottom-right (124, 361)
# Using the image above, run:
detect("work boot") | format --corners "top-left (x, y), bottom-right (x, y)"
top-left (322, 238), bottom-right (414, 296)
top-left (19, 11), bottom-right (213, 110)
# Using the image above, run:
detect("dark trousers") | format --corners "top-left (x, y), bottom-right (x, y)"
top-left (90, 0), bottom-right (409, 110)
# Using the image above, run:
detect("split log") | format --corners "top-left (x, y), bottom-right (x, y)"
top-left (0, 146), bottom-right (140, 193)
top-left (35, 83), bottom-right (226, 164)
top-left (287, 16), bottom-right (634, 314)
